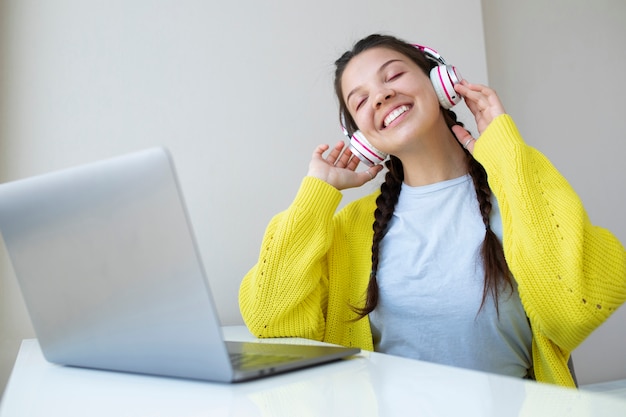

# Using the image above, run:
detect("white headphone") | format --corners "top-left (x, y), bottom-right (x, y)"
top-left (341, 44), bottom-right (462, 166)
top-left (340, 114), bottom-right (388, 167)
top-left (414, 44), bottom-right (462, 110)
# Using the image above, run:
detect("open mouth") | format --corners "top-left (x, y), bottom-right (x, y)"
top-left (383, 105), bottom-right (411, 128)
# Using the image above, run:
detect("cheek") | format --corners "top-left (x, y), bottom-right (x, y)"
top-left (353, 110), bottom-right (376, 135)
top-left (422, 83), bottom-right (443, 108)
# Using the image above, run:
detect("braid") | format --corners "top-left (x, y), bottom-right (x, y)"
top-left (448, 108), bottom-right (514, 313)
top-left (352, 156), bottom-right (403, 318)
top-left (467, 154), bottom-right (514, 314)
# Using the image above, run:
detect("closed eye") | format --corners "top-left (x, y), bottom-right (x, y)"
top-left (387, 72), bottom-right (404, 82)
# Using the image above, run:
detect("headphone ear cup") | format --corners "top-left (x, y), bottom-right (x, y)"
top-left (429, 65), bottom-right (462, 109)
top-left (349, 131), bottom-right (388, 167)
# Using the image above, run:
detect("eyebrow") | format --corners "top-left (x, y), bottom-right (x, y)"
top-left (345, 59), bottom-right (404, 107)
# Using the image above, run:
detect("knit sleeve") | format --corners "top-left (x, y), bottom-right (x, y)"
top-left (239, 176), bottom-right (343, 340)
top-left (473, 115), bottom-right (626, 352)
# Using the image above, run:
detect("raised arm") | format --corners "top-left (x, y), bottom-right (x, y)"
top-left (453, 80), bottom-right (626, 352)
top-left (239, 141), bottom-right (382, 339)
top-left (472, 115), bottom-right (626, 351)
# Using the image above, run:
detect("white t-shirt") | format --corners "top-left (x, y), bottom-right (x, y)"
top-left (369, 174), bottom-right (532, 378)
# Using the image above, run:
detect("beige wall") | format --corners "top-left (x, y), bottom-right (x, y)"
top-left (0, 0), bottom-right (488, 397)
top-left (0, 0), bottom-right (624, 398)
top-left (481, 0), bottom-right (626, 384)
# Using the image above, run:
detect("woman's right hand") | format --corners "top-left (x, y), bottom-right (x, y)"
top-left (307, 141), bottom-right (384, 190)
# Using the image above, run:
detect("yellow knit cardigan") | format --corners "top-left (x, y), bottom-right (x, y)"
top-left (239, 115), bottom-right (626, 387)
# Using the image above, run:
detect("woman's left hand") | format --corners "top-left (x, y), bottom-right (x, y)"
top-left (452, 80), bottom-right (506, 153)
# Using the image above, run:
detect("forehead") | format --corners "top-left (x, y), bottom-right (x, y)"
top-left (341, 47), bottom-right (412, 96)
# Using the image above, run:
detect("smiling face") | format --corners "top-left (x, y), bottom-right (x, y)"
top-left (341, 47), bottom-right (443, 156)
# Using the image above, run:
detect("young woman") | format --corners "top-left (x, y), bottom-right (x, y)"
top-left (238, 34), bottom-right (626, 387)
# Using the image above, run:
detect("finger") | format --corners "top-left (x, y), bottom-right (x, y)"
top-left (312, 144), bottom-right (330, 159)
top-left (451, 125), bottom-right (476, 153)
top-left (343, 148), bottom-right (361, 171)
top-left (455, 83), bottom-right (488, 108)
top-left (362, 164), bottom-right (384, 181)
top-left (451, 124), bottom-right (471, 142)
top-left (457, 80), bottom-right (493, 95)
top-left (325, 141), bottom-right (345, 165)
top-left (455, 81), bottom-right (491, 101)
top-left (334, 143), bottom-right (353, 168)
top-left (454, 85), bottom-right (482, 116)
top-left (456, 82), bottom-right (503, 110)
top-left (346, 152), bottom-right (360, 171)
top-left (456, 87), bottom-right (504, 129)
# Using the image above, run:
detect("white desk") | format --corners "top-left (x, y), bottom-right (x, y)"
top-left (1, 326), bottom-right (625, 416)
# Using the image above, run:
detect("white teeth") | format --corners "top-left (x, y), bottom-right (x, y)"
top-left (383, 105), bottom-right (410, 127)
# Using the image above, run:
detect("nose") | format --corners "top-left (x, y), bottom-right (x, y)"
top-left (374, 88), bottom-right (395, 109)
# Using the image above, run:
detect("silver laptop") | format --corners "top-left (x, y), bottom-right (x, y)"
top-left (0, 147), bottom-right (359, 382)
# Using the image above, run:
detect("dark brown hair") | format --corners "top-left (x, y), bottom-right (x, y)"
top-left (334, 34), bottom-right (513, 318)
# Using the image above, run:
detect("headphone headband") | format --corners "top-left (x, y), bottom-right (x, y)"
top-left (412, 44), bottom-right (448, 66)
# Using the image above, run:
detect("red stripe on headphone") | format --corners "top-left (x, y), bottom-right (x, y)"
top-left (352, 135), bottom-right (385, 163)
top-left (436, 66), bottom-right (454, 107)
